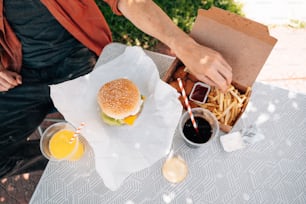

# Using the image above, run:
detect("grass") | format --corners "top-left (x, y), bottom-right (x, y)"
top-left (288, 19), bottom-right (306, 28)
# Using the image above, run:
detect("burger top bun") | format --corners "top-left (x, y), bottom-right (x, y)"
top-left (97, 78), bottom-right (141, 119)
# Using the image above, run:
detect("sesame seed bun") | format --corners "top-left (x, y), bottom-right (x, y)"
top-left (97, 78), bottom-right (141, 120)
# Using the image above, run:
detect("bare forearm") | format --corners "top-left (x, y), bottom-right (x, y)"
top-left (117, 0), bottom-right (193, 55)
top-left (117, 0), bottom-right (232, 92)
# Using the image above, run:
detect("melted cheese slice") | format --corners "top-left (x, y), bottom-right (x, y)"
top-left (123, 115), bottom-right (138, 125)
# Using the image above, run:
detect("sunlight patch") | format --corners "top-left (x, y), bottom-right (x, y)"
top-left (255, 113), bottom-right (269, 125)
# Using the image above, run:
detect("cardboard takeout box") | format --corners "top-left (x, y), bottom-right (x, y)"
top-left (163, 7), bottom-right (277, 132)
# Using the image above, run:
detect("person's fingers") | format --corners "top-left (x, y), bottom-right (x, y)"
top-left (0, 70), bottom-right (22, 92)
top-left (218, 65), bottom-right (232, 86)
top-left (196, 74), bottom-right (218, 87)
top-left (186, 64), bottom-right (231, 92)
top-left (0, 70), bottom-right (21, 86)
top-left (210, 74), bottom-right (228, 92)
top-left (211, 53), bottom-right (232, 84)
top-left (206, 47), bottom-right (232, 71)
top-left (184, 66), bottom-right (215, 87)
top-left (218, 54), bottom-right (232, 72)
top-left (9, 71), bottom-right (22, 85)
top-left (0, 78), bottom-right (12, 92)
top-left (205, 65), bottom-right (230, 92)
top-left (0, 72), bottom-right (17, 86)
top-left (183, 47), bottom-right (232, 92)
top-left (15, 74), bottom-right (22, 84)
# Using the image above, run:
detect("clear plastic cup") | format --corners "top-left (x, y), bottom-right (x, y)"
top-left (179, 108), bottom-right (219, 148)
top-left (162, 152), bottom-right (188, 184)
top-left (40, 122), bottom-right (85, 161)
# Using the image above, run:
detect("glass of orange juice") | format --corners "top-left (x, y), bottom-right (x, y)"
top-left (40, 122), bottom-right (85, 161)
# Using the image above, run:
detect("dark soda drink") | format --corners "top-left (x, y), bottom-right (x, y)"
top-left (183, 117), bottom-right (212, 143)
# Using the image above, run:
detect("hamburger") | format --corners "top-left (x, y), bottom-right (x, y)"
top-left (97, 78), bottom-right (144, 126)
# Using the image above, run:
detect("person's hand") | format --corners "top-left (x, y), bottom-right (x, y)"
top-left (0, 69), bottom-right (22, 92)
top-left (176, 40), bottom-right (232, 93)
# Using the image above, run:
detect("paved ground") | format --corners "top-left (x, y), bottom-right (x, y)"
top-left (240, 0), bottom-right (306, 25)
top-left (258, 26), bottom-right (306, 94)
top-left (1, 3), bottom-right (306, 203)
top-left (240, 0), bottom-right (306, 94)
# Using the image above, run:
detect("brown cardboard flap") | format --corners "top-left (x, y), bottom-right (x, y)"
top-left (190, 7), bottom-right (277, 88)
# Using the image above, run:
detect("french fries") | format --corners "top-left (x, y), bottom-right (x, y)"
top-left (198, 85), bottom-right (251, 126)
top-left (168, 63), bottom-right (252, 129)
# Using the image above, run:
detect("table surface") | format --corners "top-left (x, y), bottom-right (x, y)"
top-left (30, 43), bottom-right (306, 204)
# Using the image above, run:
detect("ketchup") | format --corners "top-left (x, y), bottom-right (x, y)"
top-left (190, 85), bottom-right (209, 102)
top-left (189, 82), bottom-right (210, 104)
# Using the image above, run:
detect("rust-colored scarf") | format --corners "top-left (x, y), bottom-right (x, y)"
top-left (0, 0), bottom-right (115, 72)
top-left (0, 0), bottom-right (22, 72)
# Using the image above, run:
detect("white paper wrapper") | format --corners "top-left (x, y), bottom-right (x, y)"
top-left (50, 46), bottom-right (182, 190)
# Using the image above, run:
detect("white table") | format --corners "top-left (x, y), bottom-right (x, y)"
top-left (30, 43), bottom-right (306, 204)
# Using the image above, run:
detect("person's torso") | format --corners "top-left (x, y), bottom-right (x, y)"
top-left (4, 0), bottom-right (86, 69)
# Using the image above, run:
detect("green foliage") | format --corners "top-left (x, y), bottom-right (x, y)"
top-left (95, 0), bottom-right (244, 50)
top-left (289, 19), bottom-right (306, 28)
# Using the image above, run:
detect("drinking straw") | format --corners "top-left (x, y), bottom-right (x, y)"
top-left (69, 122), bottom-right (85, 143)
top-left (177, 78), bottom-right (199, 133)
